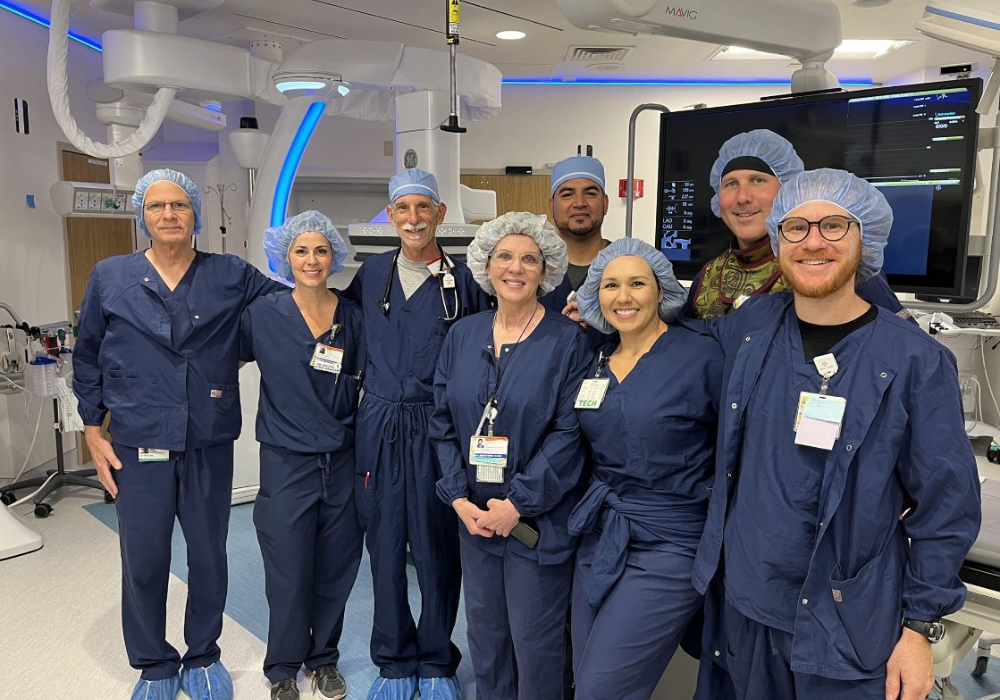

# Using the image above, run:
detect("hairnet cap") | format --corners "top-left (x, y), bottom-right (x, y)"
top-left (389, 168), bottom-right (441, 204)
top-left (263, 210), bottom-right (350, 283)
top-left (766, 168), bottom-right (893, 282)
top-left (576, 238), bottom-right (687, 334)
top-left (709, 130), bottom-right (804, 217)
top-left (132, 168), bottom-right (203, 238)
top-left (466, 212), bottom-right (568, 297)
top-left (551, 156), bottom-right (606, 196)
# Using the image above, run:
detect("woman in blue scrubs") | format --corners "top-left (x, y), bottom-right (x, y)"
top-left (569, 238), bottom-right (724, 700)
top-left (430, 212), bottom-right (591, 700)
top-left (240, 211), bottom-right (365, 700)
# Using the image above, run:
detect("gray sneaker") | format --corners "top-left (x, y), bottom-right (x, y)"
top-left (312, 665), bottom-right (347, 700)
top-left (271, 678), bottom-right (299, 700)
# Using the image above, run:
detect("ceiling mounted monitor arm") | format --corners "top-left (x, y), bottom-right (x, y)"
top-left (556, 0), bottom-right (842, 92)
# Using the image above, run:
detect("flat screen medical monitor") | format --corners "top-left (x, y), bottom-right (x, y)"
top-left (656, 78), bottom-right (982, 297)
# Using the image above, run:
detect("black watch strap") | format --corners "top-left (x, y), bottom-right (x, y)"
top-left (902, 617), bottom-right (946, 643)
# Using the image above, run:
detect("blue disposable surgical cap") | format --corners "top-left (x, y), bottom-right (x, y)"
top-left (551, 155), bottom-right (606, 196)
top-left (710, 130), bottom-right (804, 217)
top-left (466, 212), bottom-right (568, 297)
top-left (132, 168), bottom-right (203, 238)
top-left (263, 210), bottom-right (349, 283)
top-left (577, 237), bottom-right (687, 334)
top-left (766, 168), bottom-right (893, 282)
top-left (389, 168), bottom-right (441, 204)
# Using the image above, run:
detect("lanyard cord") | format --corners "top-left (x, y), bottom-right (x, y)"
top-left (488, 304), bottom-right (539, 402)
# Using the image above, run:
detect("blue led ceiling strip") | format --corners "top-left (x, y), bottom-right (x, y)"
top-left (271, 100), bottom-right (326, 227)
top-left (0, 1), bottom-right (102, 51)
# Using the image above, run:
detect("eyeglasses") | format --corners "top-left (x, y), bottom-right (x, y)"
top-left (144, 201), bottom-right (192, 214)
top-left (778, 215), bottom-right (860, 243)
top-left (491, 250), bottom-right (543, 269)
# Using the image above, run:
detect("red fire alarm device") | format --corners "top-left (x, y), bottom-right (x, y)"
top-left (619, 179), bottom-right (643, 198)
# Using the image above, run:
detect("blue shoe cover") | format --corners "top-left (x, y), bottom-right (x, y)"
top-left (180, 662), bottom-right (233, 700)
top-left (418, 676), bottom-right (461, 700)
top-left (366, 675), bottom-right (418, 700)
top-left (130, 676), bottom-right (180, 700)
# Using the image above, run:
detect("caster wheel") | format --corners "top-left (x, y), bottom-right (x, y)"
top-left (104, 491), bottom-right (115, 504)
top-left (33, 503), bottom-right (53, 518)
top-left (0, 491), bottom-right (15, 506)
top-left (973, 656), bottom-right (989, 678)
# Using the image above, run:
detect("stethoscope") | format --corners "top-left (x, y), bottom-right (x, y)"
top-left (380, 241), bottom-right (460, 322)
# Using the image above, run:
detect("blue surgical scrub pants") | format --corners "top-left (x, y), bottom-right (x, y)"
top-left (355, 394), bottom-right (461, 679)
top-left (724, 602), bottom-right (887, 700)
top-left (571, 534), bottom-right (703, 700)
top-left (113, 442), bottom-right (234, 680)
top-left (255, 444), bottom-right (364, 683)
top-left (461, 539), bottom-right (573, 700)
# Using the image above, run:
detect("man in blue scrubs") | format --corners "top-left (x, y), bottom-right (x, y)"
top-left (342, 169), bottom-right (490, 700)
top-left (73, 168), bottom-right (280, 700)
top-left (692, 169), bottom-right (981, 700)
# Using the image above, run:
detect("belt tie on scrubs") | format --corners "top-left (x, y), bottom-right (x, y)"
top-left (568, 478), bottom-right (710, 608)
top-left (317, 453), bottom-right (334, 500)
top-left (388, 402), bottom-right (427, 484)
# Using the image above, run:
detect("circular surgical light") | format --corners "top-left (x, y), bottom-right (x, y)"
top-left (496, 30), bottom-right (526, 40)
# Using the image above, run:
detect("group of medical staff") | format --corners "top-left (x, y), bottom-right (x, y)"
top-left (71, 126), bottom-right (982, 700)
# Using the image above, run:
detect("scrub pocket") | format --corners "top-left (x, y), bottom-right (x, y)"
top-left (829, 544), bottom-right (905, 672)
top-left (253, 492), bottom-right (275, 542)
top-left (206, 383), bottom-right (240, 441)
top-left (104, 374), bottom-right (161, 436)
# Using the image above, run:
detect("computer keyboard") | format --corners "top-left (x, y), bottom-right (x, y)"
top-left (950, 311), bottom-right (1000, 330)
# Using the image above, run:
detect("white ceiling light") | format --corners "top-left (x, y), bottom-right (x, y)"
top-left (854, 0), bottom-right (892, 8)
top-left (496, 30), bottom-right (526, 40)
top-left (711, 39), bottom-right (911, 61)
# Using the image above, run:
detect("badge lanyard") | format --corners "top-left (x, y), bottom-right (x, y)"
top-left (469, 306), bottom-right (538, 483)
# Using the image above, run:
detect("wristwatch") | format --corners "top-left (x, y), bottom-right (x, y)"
top-left (902, 617), bottom-right (946, 643)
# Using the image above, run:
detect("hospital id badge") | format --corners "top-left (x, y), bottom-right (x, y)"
top-left (575, 378), bottom-right (610, 409)
top-left (442, 272), bottom-right (456, 289)
top-left (310, 343), bottom-right (343, 374)
top-left (470, 436), bottom-right (508, 483)
top-left (794, 392), bottom-right (847, 450)
top-left (138, 447), bottom-right (170, 462)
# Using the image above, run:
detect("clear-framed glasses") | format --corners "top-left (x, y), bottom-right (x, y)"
top-left (492, 250), bottom-right (544, 269)
top-left (144, 201), bottom-right (192, 214)
top-left (778, 215), bottom-right (860, 243)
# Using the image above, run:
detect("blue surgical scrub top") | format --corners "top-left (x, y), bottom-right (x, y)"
top-left (688, 293), bottom-right (980, 679)
top-left (431, 309), bottom-right (591, 564)
top-left (724, 306), bottom-right (869, 633)
top-left (342, 250), bottom-right (490, 403)
top-left (239, 289), bottom-right (365, 454)
top-left (570, 328), bottom-right (723, 607)
top-left (578, 329), bottom-right (722, 505)
top-left (73, 251), bottom-right (281, 450)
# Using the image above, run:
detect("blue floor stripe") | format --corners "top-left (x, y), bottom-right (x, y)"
top-left (84, 502), bottom-right (475, 699)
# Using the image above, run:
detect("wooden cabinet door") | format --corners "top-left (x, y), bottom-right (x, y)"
top-left (61, 150), bottom-right (135, 465)
top-left (460, 174), bottom-right (552, 223)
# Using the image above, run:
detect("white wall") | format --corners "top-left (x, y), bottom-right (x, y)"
top-left (0, 11), bottom-right (108, 479)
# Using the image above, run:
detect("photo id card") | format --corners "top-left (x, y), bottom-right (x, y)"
top-left (310, 344), bottom-right (344, 374)
top-left (470, 436), bottom-right (508, 483)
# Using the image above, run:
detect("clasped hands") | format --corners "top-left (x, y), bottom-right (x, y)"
top-left (452, 497), bottom-right (520, 538)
